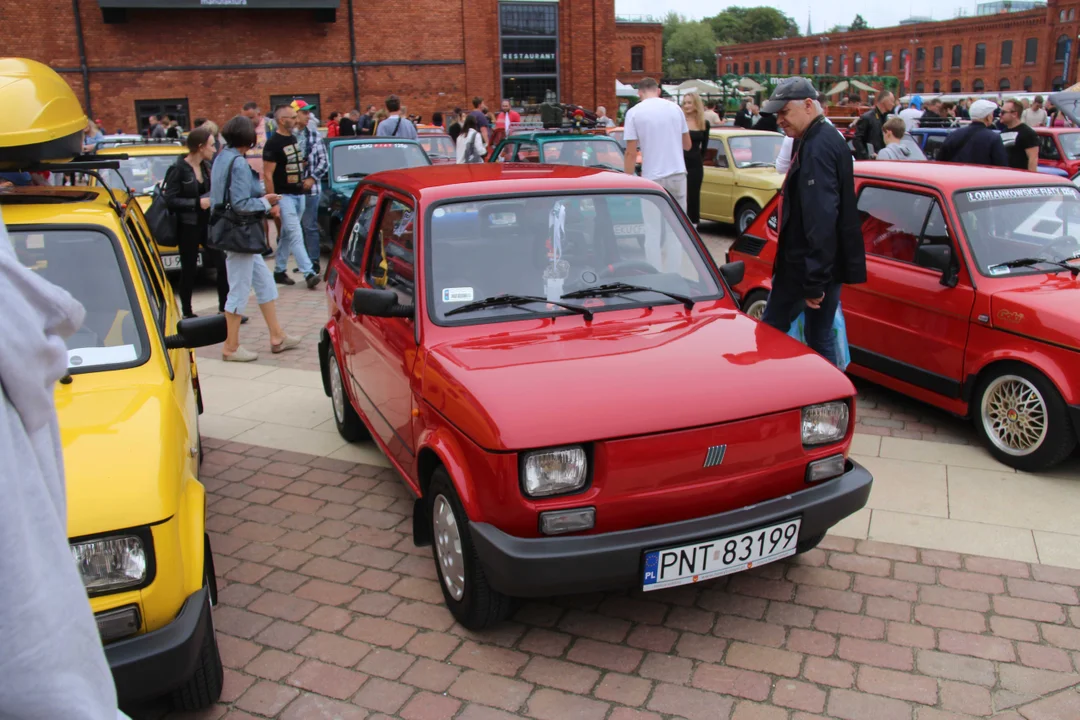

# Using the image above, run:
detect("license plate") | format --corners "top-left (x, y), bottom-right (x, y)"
top-left (161, 254), bottom-right (201, 270)
top-left (642, 518), bottom-right (801, 591)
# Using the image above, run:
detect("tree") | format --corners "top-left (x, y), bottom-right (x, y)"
top-left (663, 11), bottom-right (686, 48)
top-left (663, 21), bottom-right (718, 78)
top-left (708, 6), bottom-right (799, 45)
top-left (849, 14), bottom-right (869, 31)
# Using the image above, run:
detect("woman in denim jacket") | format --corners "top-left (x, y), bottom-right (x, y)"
top-left (211, 115), bottom-right (300, 362)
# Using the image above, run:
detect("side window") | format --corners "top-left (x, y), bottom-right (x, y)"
top-left (124, 216), bottom-right (166, 324)
top-left (924, 136), bottom-right (945, 160)
top-left (709, 139), bottom-right (730, 168)
top-left (343, 191), bottom-right (380, 271)
top-left (1039, 135), bottom-right (1061, 160)
top-left (857, 186), bottom-right (932, 264)
top-left (366, 198), bottom-right (415, 305)
top-left (497, 143), bottom-right (516, 163)
top-left (517, 143), bottom-right (540, 162)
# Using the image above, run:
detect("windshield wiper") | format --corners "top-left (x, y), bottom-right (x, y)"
top-left (989, 257), bottom-right (1080, 276)
top-left (561, 282), bottom-right (695, 310)
top-left (445, 294), bottom-right (594, 320)
top-left (340, 172), bottom-right (368, 179)
top-left (740, 161), bottom-right (775, 168)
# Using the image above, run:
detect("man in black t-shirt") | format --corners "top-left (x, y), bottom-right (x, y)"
top-left (999, 99), bottom-right (1040, 172)
top-left (263, 105), bottom-right (320, 288)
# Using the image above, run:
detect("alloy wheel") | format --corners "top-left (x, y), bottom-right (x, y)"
top-left (980, 374), bottom-right (1049, 456)
top-left (433, 495), bottom-right (466, 601)
top-left (329, 354), bottom-right (345, 423)
top-left (746, 299), bottom-right (767, 320)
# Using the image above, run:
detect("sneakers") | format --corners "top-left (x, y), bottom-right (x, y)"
top-left (305, 273), bottom-right (321, 289)
top-left (271, 334), bottom-right (302, 354)
top-left (223, 346), bottom-right (258, 362)
top-left (274, 271), bottom-right (296, 286)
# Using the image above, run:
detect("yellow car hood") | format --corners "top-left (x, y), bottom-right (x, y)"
top-left (737, 167), bottom-right (785, 191)
top-left (57, 377), bottom-right (183, 538)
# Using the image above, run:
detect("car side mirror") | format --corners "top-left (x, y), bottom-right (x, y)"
top-left (720, 260), bottom-right (745, 287)
top-left (353, 288), bottom-right (413, 318)
top-left (165, 315), bottom-right (226, 349)
top-left (915, 245), bottom-right (958, 287)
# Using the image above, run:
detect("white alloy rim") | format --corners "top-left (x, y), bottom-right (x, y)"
top-left (981, 374), bottom-right (1048, 456)
top-left (433, 495), bottom-right (466, 601)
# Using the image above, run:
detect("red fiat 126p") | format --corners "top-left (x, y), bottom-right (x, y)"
top-left (730, 162), bottom-right (1080, 472)
top-left (319, 164), bottom-right (873, 628)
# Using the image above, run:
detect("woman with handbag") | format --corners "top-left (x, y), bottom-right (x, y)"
top-left (210, 116), bottom-right (300, 362)
top-left (163, 127), bottom-right (226, 318)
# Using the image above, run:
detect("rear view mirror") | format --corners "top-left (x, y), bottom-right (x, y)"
top-left (353, 288), bottom-right (413, 318)
top-left (165, 315), bottom-right (226, 349)
top-left (720, 261), bottom-right (745, 287)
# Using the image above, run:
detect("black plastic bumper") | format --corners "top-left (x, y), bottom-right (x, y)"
top-left (106, 587), bottom-right (211, 703)
top-left (470, 460), bottom-right (873, 597)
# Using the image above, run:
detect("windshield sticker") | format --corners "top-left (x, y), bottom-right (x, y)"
top-left (348, 143), bottom-right (412, 150)
top-left (442, 287), bottom-right (474, 303)
top-left (67, 345), bottom-right (137, 368)
top-left (25, 233), bottom-right (45, 250)
top-left (966, 187), bottom-right (1079, 202)
top-left (614, 223), bottom-right (645, 236)
top-left (988, 265), bottom-right (1011, 276)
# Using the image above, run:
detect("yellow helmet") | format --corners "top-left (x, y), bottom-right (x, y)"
top-left (0, 57), bottom-right (87, 166)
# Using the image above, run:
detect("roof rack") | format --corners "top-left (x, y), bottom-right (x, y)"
top-left (15, 155), bottom-right (129, 212)
top-left (96, 137), bottom-right (184, 149)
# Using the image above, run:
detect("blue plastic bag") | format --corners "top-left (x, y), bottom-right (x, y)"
top-left (786, 302), bottom-right (851, 371)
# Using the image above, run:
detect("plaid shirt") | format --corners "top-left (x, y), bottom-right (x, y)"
top-left (298, 117), bottom-right (328, 196)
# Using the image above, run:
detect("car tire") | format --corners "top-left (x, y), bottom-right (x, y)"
top-left (327, 346), bottom-right (368, 442)
top-left (735, 201), bottom-right (761, 235)
top-left (169, 591), bottom-right (223, 711)
top-left (741, 289), bottom-right (769, 321)
top-left (428, 468), bottom-right (512, 630)
top-left (796, 532), bottom-right (825, 554)
top-left (973, 363), bottom-right (1076, 472)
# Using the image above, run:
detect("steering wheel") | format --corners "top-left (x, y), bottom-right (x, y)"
top-left (1044, 235), bottom-right (1080, 259)
top-left (602, 259), bottom-right (660, 277)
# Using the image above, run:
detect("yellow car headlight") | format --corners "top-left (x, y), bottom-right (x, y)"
top-left (70, 535), bottom-right (147, 594)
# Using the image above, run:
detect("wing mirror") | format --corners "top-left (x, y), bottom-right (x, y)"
top-left (164, 315), bottom-right (227, 349)
top-left (720, 260), bottom-right (745, 287)
top-left (353, 288), bottom-right (413, 318)
top-left (915, 245), bottom-right (958, 287)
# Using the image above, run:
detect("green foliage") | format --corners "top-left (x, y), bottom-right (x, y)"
top-left (849, 14), bottom-right (869, 31)
top-left (663, 21), bottom-right (718, 78)
top-left (709, 6), bottom-right (800, 45)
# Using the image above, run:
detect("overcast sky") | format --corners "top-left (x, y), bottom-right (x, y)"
top-left (613, 0), bottom-right (993, 33)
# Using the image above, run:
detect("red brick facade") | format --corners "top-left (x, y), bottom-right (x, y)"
top-left (718, 0), bottom-right (1080, 97)
top-left (614, 20), bottom-right (663, 85)
top-left (0, 0), bottom-right (616, 131)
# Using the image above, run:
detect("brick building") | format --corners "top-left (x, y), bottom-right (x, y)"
top-left (613, 15), bottom-right (663, 85)
top-left (717, 0), bottom-right (1080, 97)
top-left (0, 0), bottom-right (617, 133)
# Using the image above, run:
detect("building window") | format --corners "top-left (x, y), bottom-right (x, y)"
top-left (826, 55), bottom-right (834, 74)
top-left (1056, 35), bottom-right (1070, 63)
top-left (631, 46), bottom-right (644, 73)
top-left (134, 98), bottom-right (190, 136)
top-left (951, 45), bottom-right (962, 68)
top-left (765, 60), bottom-right (772, 74)
top-left (951, 79), bottom-right (962, 92)
top-left (754, 60), bottom-right (761, 74)
top-left (1053, 75), bottom-right (1066, 90)
top-left (933, 79), bottom-right (941, 92)
top-left (813, 56), bottom-right (820, 73)
top-left (999, 77), bottom-right (1010, 90)
top-left (1071, 8), bottom-right (1076, 20)
top-left (972, 78), bottom-right (984, 92)
top-left (1025, 38), bottom-right (1038, 64)
top-left (500, 3), bottom-right (559, 106)
top-left (933, 46), bottom-right (943, 70)
top-left (915, 81), bottom-right (925, 93)
top-left (788, 57), bottom-right (795, 74)
top-left (854, 53), bottom-right (862, 73)
top-left (1061, 9), bottom-right (1067, 20)
top-left (744, 62), bottom-right (750, 74)
top-left (726, 63), bottom-right (732, 74)
top-left (975, 43), bottom-right (986, 67)
top-left (1024, 75), bottom-right (1033, 90)
top-left (884, 50), bottom-right (893, 71)
top-left (840, 54), bottom-right (847, 73)
top-left (799, 57), bottom-right (807, 73)
top-left (869, 51), bottom-right (877, 71)
top-left (900, 49), bottom-right (908, 74)
top-left (916, 47), bottom-right (925, 71)
top-left (1001, 40), bottom-right (1013, 66)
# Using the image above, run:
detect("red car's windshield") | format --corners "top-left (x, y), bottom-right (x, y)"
top-left (331, 142), bottom-right (430, 181)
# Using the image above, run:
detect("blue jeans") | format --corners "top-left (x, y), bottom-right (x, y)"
top-left (224, 251), bottom-right (278, 314)
top-left (301, 191), bottom-right (321, 267)
top-left (274, 194), bottom-right (314, 275)
top-left (761, 276), bottom-right (843, 367)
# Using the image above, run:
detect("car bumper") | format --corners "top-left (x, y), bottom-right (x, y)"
top-left (470, 460), bottom-right (872, 597)
top-left (106, 587), bottom-right (211, 702)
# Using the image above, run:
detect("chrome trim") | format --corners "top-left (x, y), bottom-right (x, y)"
top-left (703, 444), bottom-right (727, 468)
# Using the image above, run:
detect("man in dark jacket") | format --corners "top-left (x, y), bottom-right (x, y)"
top-left (852, 91), bottom-right (895, 159)
top-left (760, 77), bottom-right (867, 367)
top-left (936, 99), bottom-right (1008, 167)
top-left (919, 99), bottom-right (948, 128)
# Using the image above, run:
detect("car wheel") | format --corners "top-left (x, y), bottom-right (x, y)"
top-left (741, 289), bottom-right (769, 321)
top-left (974, 363), bottom-right (1076, 472)
top-left (327, 347), bottom-right (368, 442)
top-left (736, 202), bottom-right (761, 234)
top-left (428, 468), bottom-right (512, 630)
top-left (169, 591), bottom-right (223, 711)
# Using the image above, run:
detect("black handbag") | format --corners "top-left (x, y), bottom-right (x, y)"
top-left (145, 168), bottom-right (178, 247)
top-left (207, 157), bottom-right (268, 254)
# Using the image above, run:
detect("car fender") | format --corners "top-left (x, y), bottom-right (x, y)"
top-left (964, 324), bottom-right (1080, 405)
top-left (319, 325), bottom-right (337, 397)
top-left (415, 421), bottom-right (483, 520)
top-left (178, 475), bottom-right (207, 596)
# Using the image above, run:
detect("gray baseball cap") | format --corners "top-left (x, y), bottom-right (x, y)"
top-left (761, 77), bottom-right (818, 114)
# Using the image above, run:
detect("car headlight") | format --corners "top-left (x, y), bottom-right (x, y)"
top-left (522, 447), bottom-right (588, 497)
top-left (801, 401), bottom-right (850, 445)
top-left (70, 535), bottom-right (146, 593)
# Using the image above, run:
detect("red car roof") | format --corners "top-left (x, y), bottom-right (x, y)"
top-left (364, 163), bottom-right (658, 203)
top-left (1034, 127), bottom-right (1080, 134)
top-left (852, 160), bottom-right (1075, 189)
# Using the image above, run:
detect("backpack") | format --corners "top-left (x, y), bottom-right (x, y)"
top-left (462, 130), bottom-right (482, 164)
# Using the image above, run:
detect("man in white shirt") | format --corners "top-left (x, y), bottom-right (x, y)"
top-left (1021, 95), bottom-right (1047, 128)
top-left (898, 96), bottom-right (924, 131)
top-left (623, 77), bottom-right (691, 209)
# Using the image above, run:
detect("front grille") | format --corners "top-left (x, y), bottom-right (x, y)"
top-left (732, 234), bottom-right (767, 257)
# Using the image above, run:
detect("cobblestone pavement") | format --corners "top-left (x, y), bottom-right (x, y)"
top-left (135, 438), bottom-right (1080, 720)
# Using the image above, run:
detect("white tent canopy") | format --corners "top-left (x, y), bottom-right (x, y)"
top-left (615, 80), bottom-right (637, 97)
top-left (738, 77), bottom-right (765, 92)
top-left (676, 78), bottom-right (721, 95)
top-left (825, 80), bottom-right (850, 96)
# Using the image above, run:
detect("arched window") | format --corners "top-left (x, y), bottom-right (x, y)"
top-left (765, 60), bottom-right (772, 74)
top-left (915, 81), bottom-right (925, 93)
top-left (854, 53), bottom-right (862, 73)
top-left (1053, 75), bottom-right (1066, 90)
top-left (1071, 9), bottom-right (1076, 20)
top-left (951, 79), bottom-right (962, 92)
top-left (1023, 76), bottom-right (1033, 91)
top-left (1061, 9), bottom-right (1067, 21)
top-left (933, 79), bottom-right (941, 93)
top-left (999, 77), bottom-right (1011, 90)
top-left (1056, 35), bottom-right (1070, 63)
top-left (630, 46), bottom-right (644, 73)
top-left (972, 78), bottom-right (984, 92)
